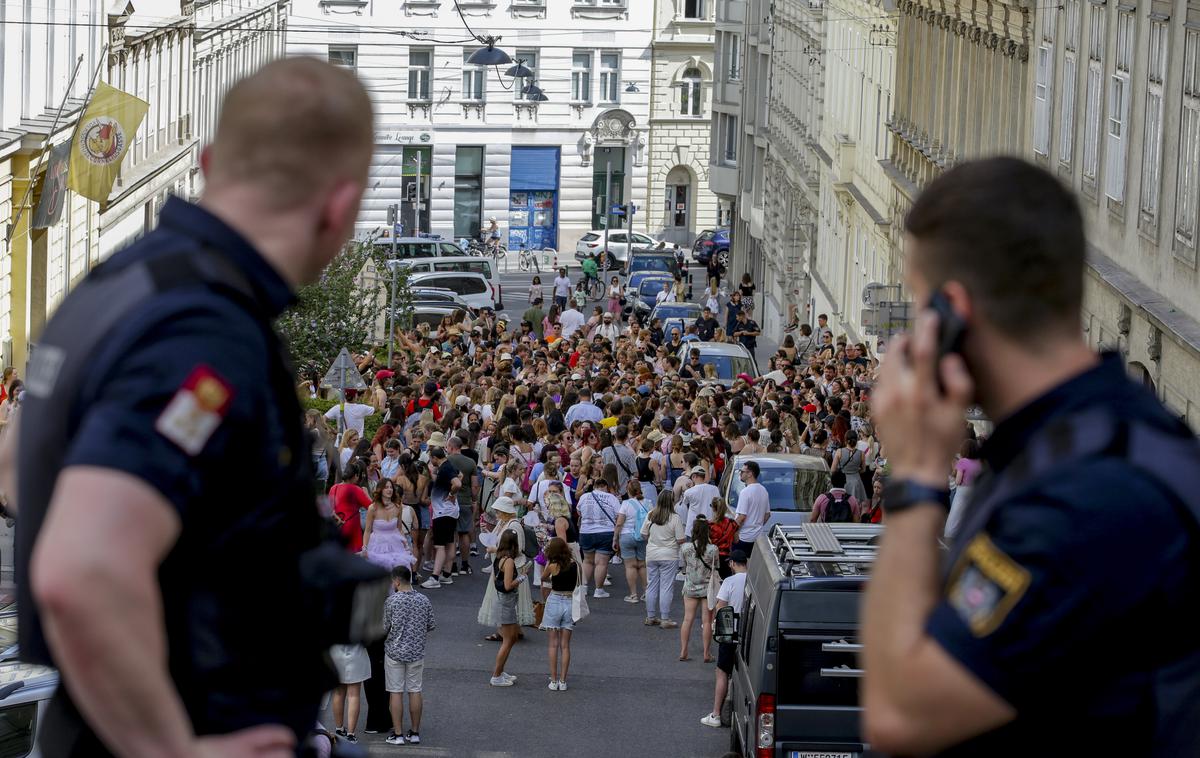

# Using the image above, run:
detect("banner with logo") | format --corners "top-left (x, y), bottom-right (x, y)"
top-left (67, 82), bottom-right (149, 203)
top-left (31, 141), bottom-right (72, 229)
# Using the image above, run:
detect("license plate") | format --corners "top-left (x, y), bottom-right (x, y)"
top-left (790, 753), bottom-right (854, 758)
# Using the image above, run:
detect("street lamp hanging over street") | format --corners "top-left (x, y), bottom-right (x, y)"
top-left (466, 36), bottom-right (512, 66)
top-left (505, 60), bottom-right (534, 79)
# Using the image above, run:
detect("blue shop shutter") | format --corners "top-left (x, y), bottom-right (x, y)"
top-left (510, 147), bottom-right (560, 190)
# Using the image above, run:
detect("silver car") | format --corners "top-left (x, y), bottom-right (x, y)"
top-left (719, 454), bottom-right (832, 530)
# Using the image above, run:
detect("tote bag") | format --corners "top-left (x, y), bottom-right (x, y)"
top-left (705, 556), bottom-right (721, 610)
top-left (571, 560), bottom-right (590, 622)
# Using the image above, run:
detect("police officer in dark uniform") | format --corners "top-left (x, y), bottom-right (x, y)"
top-left (0, 58), bottom-right (383, 758)
top-left (862, 158), bottom-right (1200, 757)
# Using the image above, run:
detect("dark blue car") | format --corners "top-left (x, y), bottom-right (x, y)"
top-left (693, 228), bottom-right (730, 267)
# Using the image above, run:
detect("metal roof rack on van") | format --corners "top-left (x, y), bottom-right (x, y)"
top-left (770, 523), bottom-right (884, 578)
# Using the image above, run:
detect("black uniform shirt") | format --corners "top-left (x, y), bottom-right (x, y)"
top-left (926, 354), bottom-right (1199, 756)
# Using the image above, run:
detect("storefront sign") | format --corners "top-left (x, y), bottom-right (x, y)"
top-left (375, 131), bottom-right (433, 145)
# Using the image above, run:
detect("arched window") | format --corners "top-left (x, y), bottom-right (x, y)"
top-left (680, 68), bottom-right (702, 117)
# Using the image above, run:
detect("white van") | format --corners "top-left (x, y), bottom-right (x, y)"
top-left (408, 271), bottom-right (496, 311)
top-left (398, 256), bottom-right (503, 308)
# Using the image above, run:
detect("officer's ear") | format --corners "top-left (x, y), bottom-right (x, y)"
top-left (316, 177), bottom-right (364, 247)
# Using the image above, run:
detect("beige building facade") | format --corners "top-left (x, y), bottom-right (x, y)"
top-left (647, 0), bottom-right (719, 246)
top-left (1031, 0), bottom-right (1200, 425)
top-left (812, 0), bottom-right (897, 340)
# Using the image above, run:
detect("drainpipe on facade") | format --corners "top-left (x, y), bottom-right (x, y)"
top-left (646, 0), bottom-right (659, 237)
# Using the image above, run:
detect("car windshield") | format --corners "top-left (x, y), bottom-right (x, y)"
top-left (654, 304), bottom-right (700, 319)
top-left (640, 279), bottom-right (671, 296)
top-left (694, 353), bottom-right (755, 379)
top-left (629, 256), bottom-right (675, 273)
top-left (727, 463), bottom-right (827, 512)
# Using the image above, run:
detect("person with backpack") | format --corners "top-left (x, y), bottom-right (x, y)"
top-left (810, 471), bottom-right (862, 523)
top-left (679, 515), bottom-right (719, 663)
top-left (614, 480), bottom-right (651, 603)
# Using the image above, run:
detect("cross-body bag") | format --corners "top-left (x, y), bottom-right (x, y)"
top-left (571, 558), bottom-right (590, 622)
top-left (612, 447), bottom-right (635, 480)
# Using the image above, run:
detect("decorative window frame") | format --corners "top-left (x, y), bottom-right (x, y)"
top-left (403, 0), bottom-right (440, 17)
top-left (571, 1), bottom-right (629, 21)
top-left (510, 0), bottom-right (547, 19)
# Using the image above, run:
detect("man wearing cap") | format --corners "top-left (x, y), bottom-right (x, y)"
top-left (701, 549), bottom-right (749, 728)
top-left (678, 466), bottom-right (720, 537)
top-left (594, 312), bottom-right (621, 346)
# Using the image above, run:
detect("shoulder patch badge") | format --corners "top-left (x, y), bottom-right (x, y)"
top-left (155, 366), bottom-right (234, 455)
top-left (946, 533), bottom-right (1032, 637)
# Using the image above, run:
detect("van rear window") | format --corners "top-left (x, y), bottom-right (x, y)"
top-left (0, 702), bottom-right (36, 757)
top-left (777, 636), bottom-right (859, 706)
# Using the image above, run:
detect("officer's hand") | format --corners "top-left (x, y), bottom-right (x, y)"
top-left (873, 312), bottom-right (972, 489)
top-left (195, 724), bottom-right (295, 758)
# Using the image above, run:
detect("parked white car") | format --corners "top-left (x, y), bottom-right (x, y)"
top-left (574, 230), bottom-right (680, 264)
top-left (408, 271), bottom-right (496, 311)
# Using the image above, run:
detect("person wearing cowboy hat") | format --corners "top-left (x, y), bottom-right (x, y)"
top-left (594, 311), bottom-right (620, 346)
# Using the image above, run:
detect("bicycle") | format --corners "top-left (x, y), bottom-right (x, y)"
top-left (517, 244), bottom-right (541, 273)
top-left (584, 273), bottom-right (604, 301)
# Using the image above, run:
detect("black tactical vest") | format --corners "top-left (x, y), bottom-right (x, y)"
top-left (945, 405), bottom-right (1200, 756)
top-left (15, 247), bottom-right (338, 747)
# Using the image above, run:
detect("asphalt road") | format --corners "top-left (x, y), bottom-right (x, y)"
top-left (325, 555), bottom-right (732, 757)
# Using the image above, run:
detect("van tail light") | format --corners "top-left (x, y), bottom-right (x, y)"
top-left (587, 242), bottom-right (599, 248)
top-left (755, 693), bottom-right (775, 758)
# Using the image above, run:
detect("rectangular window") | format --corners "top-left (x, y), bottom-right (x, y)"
top-left (1104, 12), bottom-right (1133, 202)
top-left (1175, 31), bottom-right (1200, 261)
top-left (724, 114), bottom-right (738, 163)
top-left (408, 49), bottom-right (431, 101)
top-left (1059, 0), bottom-right (1080, 165)
top-left (1034, 45), bottom-right (1052, 155)
top-left (572, 51), bottom-right (592, 102)
top-left (462, 51), bottom-right (485, 101)
top-left (453, 146), bottom-right (484, 240)
top-left (1140, 21), bottom-right (1168, 222)
top-left (599, 52), bottom-right (620, 103)
top-left (514, 50), bottom-right (537, 101)
top-left (328, 46), bottom-right (357, 71)
top-left (1082, 7), bottom-right (1105, 182)
top-left (684, 0), bottom-right (704, 18)
top-left (728, 33), bottom-right (741, 80)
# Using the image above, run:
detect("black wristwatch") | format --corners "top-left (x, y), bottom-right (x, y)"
top-left (882, 478), bottom-right (953, 514)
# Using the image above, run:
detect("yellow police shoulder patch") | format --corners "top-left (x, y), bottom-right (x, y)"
top-left (946, 533), bottom-right (1032, 637)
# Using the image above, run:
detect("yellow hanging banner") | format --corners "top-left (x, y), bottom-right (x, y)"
top-left (67, 82), bottom-right (149, 203)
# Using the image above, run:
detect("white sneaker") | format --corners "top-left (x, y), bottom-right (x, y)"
top-left (420, 577), bottom-right (441, 589)
top-left (548, 680), bottom-right (560, 691)
top-left (422, 561), bottom-right (434, 572)
top-left (603, 576), bottom-right (612, 586)
top-left (557, 680), bottom-right (568, 691)
top-left (611, 555), bottom-right (623, 565)
top-left (593, 588), bottom-right (610, 598)
top-left (623, 594), bottom-right (639, 603)
top-left (675, 571), bottom-right (685, 581)
top-left (501, 672), bottom-right (517, 684)
top-left (440, 575), bottom-right (453, 585)
top-left (490, 675), bottom-right (514, 687)
top-left (700, 713), bottom-right (722, 728)
top-left (384, 732), bottom-right (406, 745)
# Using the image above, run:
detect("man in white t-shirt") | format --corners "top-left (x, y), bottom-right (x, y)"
top-left (679, 466), bottom-right (720, 537)
top-left (733, 460), bottom-right (770, 554)
top-left (323, 389), bottom-right (376, 435)
top-left (552, 268), bottom-right (572, 310)
top-left (701, 549), bottom-right (750, 728)
top-left (559, 305), bottom-right (586, 337)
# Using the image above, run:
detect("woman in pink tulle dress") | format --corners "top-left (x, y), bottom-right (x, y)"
top-left (361, 479), bottom-right (417, 571)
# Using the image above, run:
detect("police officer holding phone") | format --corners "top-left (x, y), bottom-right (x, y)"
top-left (862, 158), bottom-right (1200, 757)
top-left (0, 59), bottom-right (385, 758)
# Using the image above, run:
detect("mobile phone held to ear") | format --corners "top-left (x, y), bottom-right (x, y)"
top-left (926, 289), bottom-right (967, 391)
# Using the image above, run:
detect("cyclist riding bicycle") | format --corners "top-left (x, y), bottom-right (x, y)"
top-left (581, 253), bottom-right (600, 289)
top-left (482, 216), bottom-right (501, 255)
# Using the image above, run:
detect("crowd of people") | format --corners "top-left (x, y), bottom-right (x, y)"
top-left (298, 261), bottom-right (993, 749)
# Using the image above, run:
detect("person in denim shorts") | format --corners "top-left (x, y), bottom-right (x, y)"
top-left (539, 538), bottom-right (579, 691)
top-left (614, 480), bottom-right (650, 603)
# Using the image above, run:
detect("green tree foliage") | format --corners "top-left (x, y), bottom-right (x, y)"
top-left (276, 237), bottom-right (411, 383)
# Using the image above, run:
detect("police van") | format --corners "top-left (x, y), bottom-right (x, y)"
top-left (396, 257), bottom-right (503, 309)
top-left (714, 523), bottom-right (884, 758)
top-left (0, 607), bottom-right (58, 757)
